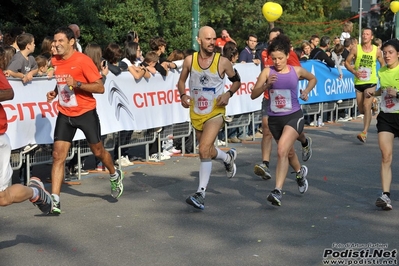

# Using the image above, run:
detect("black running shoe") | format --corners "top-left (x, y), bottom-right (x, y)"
top-left (186, 192), bottom-right (205, 210)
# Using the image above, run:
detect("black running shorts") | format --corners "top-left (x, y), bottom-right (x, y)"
top-left (54, 109), bottom-right (102, 144)
top-left (268, 110), bottom-right (304, 140)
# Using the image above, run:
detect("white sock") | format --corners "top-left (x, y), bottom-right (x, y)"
top-left (30, 187), bottom-right (39, 200)
top-left (197, 160), bottom-right (212, 197)
top-left (215, 147), bottom-right (229, 163)
top-left (110, 171), bottom-right (119, 180)
top-left (52, 193), bottom-right (60, 203)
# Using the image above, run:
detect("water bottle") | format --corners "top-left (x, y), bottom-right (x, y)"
top-left (317, 116), bottom-right (322, 127)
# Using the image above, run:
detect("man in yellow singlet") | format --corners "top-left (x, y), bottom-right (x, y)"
top-left (345, 27), bottom-right (385, 143)
top-left (177, 26), bottom-right (241, 210)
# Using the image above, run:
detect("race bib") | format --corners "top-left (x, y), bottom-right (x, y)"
top-left (269, 89), bottom-right (292, 113)
top-left (192, 87), bottom-right (216, 115)
top-left (58, 84), bottom-right (78, 107)
top-left (381, 90), bottom-right (399, 113)
top-left (358, 67), bottom-right (371, 81)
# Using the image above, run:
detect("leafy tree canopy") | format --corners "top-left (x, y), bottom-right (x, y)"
top-left (0, 0), bottom-right (392, 55)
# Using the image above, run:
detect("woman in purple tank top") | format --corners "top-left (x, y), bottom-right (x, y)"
top-left (251, 34), bottom-right (317, 207)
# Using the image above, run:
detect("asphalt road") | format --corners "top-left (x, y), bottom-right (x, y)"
top-left (1, 117), bottom-right (398, 266)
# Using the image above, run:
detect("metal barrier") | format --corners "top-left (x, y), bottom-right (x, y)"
top-left (335, 99), bottom-right (356, 121)
top-left (158, 122), bottom-right (193, 155)
top-left (151, 122), bottom-right (194, 160)
top-left (24, 144), bottom-right (76, 184)
top-left (223, 114), bottom-right (251, 147)
top-left (72, 134), bottom-right (116, 178)
top-left (321, 101), bottom-right (337, 122)
top-left (250, 110), bottom-right (263, 141)
top-left (117, 129), bottom-right (157, 163)
top-left (10, 150), bottom-right (23, 171)
top-left (302, 103), bottom-right (321, 126)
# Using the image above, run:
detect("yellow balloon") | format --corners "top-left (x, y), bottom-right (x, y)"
top-left (262, 2), bottom-right (283, 22)
top-left (390, 1), bottom-right (399, 14)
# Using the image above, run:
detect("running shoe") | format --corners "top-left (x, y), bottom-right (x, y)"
top-left (51, 196), bottom-right (61, 215)
top-left (302, 136), bottom-right (312, 162)
top-left (375, 193), bottom-right (392, 211)
top-left (296, 165), bottom-right (309, 194)
top-left (110, 169), bottom-right (124, 199)
top-left (267, 189), bottom-right (282, 206)
top-left (28, 177), bottom-right (53, 214)
top-left (186, 192), bottom-right (205, 210)
top-left (224, 148), bottom-right (237, 178)
top-left (357, 131), bottom-right (367, 143)
top-left (253, 163), bottom-right (272, 180)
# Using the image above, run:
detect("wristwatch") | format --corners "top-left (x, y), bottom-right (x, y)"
top-left (77, 81), bottom-right (82, 88)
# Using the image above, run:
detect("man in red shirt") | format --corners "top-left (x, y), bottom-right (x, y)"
top-left (215, 29), bottom-right (236, 50)
top-left (0, 71), bottom-right (53, 214)
top-left (46, 27), bottom-right (124, 215)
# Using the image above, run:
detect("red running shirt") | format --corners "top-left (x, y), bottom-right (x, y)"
top-left (52, 51), bottom-right (102, 117)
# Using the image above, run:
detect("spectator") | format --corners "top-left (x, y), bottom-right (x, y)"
top-left (166, 49), bottom-right (185, 70)
top-left (102, 42), bottom-right (128, 76)
top-left (294, 47), bottom-right (307, 61)
top-left (341, 38), bottom-right (353, 63)
top-left (333, 36), bottom-right (341, 46)
top-left (3, 27), bottom-right (24, 51)
top-left (309, 34), bottom-right (320, 51)
top-left (239, 34), bottom-right (261, 65)
top-left (122, 41), bottom-right (151, 80)
top-left (340, 21), bottom-right (353, 45)
top-left (4, 33), bottom-right (38, 83)
top-left (301, 41), bottom-right (311, 60)
top-left (142, 51), bottom-right (159, 74)
top-left (68, 24), bottom-right (82, 52)
top-left (309, 36), bottom-right (335, 67)
top-left (331, 43), bottom-right (345, 79)
top-left (221, 41), bottom-right (247, 143)
top-left (40, 36), bottom-right (54, 60)
top-left (261, 28), bottom-right (301, 68)
top-left (148, 36), bottom-right (176, 75)
top-left (215, 29), bottom-right (236, 50)
top-left (0, 45), bottom-right (16, 70)
top-left (39, 36), bottom-right (55, 78)
top-left (34, 55), bottom-right (50, 77)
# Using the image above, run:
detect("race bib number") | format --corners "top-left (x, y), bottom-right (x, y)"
top-left (381, 89), bottom-right (399, 113)
top-left (192, 87), bottom-right (216, 115)
top-left (269, 89), bottom-right (292, 113)
top-left (358, 67), bottom-right (371, 81)
top-left (58, 84), bottom-right (78, 107)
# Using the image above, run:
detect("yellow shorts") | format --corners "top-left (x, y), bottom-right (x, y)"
top-left (190, 106), bottom-right (226, 131)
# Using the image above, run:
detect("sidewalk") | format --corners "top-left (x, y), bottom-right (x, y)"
top-left (1, 117), bottom-right (398, 266)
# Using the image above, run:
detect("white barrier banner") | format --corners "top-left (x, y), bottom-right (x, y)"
top-left (5, 65), bottom-right (261, 149)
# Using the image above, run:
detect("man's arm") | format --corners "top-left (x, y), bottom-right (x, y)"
top-left (0, 88), bottom-right (14, 102)
top-left (0, 72), bottom-right (14, 102)
top-left (216, 57), bottom-right (241, 106)
top-left (177, 56), bottom-right (192, 109)
top-left (66, 77), bottom-right (105, 94)
top-left (320, 52), bottom-right (335, 67)
top-left (344, 46), bottom-right (357, 75)
top-left (377, 47), bottom-right (385, 68)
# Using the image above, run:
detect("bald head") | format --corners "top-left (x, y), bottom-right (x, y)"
top-left (198, 26), bottom-right (216, 39)
top-left (68, 24), bottom-right (80, 39)
top-left (197, 26), bottom-right (216, 54)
